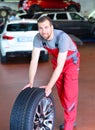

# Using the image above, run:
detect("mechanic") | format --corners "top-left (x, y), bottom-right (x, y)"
top-left (24, 16), bottom-right (80, 130)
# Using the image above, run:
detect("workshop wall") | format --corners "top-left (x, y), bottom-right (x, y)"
top-left (75, 0), bottom-right (95, 15)
top-left (0, 0), bottom-right (95, 16)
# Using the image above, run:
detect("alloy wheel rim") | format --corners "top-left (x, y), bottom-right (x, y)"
top-left (33, 97), bottom-right (55, 130)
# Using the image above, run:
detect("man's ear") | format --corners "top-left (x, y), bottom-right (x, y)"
top-left (51, 25), bottom-right (54, 30)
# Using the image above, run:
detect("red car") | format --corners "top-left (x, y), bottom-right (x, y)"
top-left (18, 0), bottom-right (81, 13)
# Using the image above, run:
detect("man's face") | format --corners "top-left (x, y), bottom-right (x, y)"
top-left (38, 20), bottom-right (53, 40)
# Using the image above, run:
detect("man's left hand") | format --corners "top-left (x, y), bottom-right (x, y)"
top-left (39, 85), bottom-right (52, 97)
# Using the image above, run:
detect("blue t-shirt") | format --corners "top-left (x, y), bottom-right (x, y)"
top-left (33, 29), bottom-right (77, 52)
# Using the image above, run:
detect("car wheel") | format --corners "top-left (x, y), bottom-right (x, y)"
top-left (0, 9), bottom-right (9, 18)
top-left (40, 51), bottom-right (49, 62)
top-left (88, 17), bottom-right (95, 24)
top-left (67, 5), bottom-right (78, 12)
top-left (28, 4), bottom-right (44, 13)
top-left (0, 53), bottom-right (7, 64)
top-left (10, 87), bottom-right (56, 130)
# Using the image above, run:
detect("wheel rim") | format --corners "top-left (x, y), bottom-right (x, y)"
top-left (1, 10), bottom-right (7, 17)
top-left (33, 97), bottom-right (55, 130)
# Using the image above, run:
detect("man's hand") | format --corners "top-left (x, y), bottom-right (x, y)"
top-left (40, 85), bottom-right (52, 97)
top-left (22, 83), bottom-right (32, 90)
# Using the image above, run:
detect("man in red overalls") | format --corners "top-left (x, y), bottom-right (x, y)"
top-left (24, 16), bottom-right (80, 130)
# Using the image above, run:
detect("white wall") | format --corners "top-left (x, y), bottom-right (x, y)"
top-left (75, 0), bottom-right (95, 15)
top-left (0, 0), bottom-right (95, 16)
top-left (0, 1), bottom-right (18, 10)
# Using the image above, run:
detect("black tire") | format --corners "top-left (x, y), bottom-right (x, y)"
top-left (67, 5), bottom-right (78, 12)
top-left (41, 54), bottom-right (49, 62)
top-left (88, 17), bottom-right (95, 24)
top-left (10, 87), bottom-right (56, 130)
top-left (0, 54), bottom-right (7, 64)
top-left (28, 4), bottom-right (44, 14)
top-left (40, 52), bottom-right (49, 62)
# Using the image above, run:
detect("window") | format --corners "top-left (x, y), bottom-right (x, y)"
top-left (7, 23), bottom-right (38, 31)
top-left (32, 13), bottom-right (43, 19)
top-left (70, 13), bottom-right (84, 20)
top-left (47, 14), bottom-right (54, 19)
top-left (56, 13), bottom-right (68, 20)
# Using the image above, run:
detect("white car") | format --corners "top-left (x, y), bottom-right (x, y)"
top-left (0, 19), bottom-right (48, 63)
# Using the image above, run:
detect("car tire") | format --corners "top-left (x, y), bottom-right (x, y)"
top-left (10, 87), bottom-right (56, 130)
top-left (88, 17), bottom-right (95, 24)
top-left (67, 5), bottom-right (78, 12)
top-left (0, 54), bottom-right (7, 64)
top-left (40, 52), bottom-right (49, 62)
top-left (28, 4), bottom-right (44, 13)
top-left (0, 9), bottom-right (9, 18)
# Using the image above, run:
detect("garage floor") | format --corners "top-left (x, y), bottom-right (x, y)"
top-left (0, 42), bottom-right (95, 130)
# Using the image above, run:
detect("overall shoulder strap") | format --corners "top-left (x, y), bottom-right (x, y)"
top-left (42, 31), bottom-right (64, 47)
top-left (55, 31), bottom-right (64, 48)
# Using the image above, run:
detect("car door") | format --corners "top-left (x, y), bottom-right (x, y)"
top-left (51, 12), bottom-right (81, 35)
top-left (52, 12), bottom-right (92, 38)
top-left (51, 12), bottom-right (71, 33)
top-left (69, 12), bottom-right (92, 38)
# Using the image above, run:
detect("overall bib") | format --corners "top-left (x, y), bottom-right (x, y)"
top-left (43, 44), bottom-right (80, 130)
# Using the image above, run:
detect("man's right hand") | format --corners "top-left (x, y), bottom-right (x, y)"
top-left (22, 83), bottom-right (32, 90)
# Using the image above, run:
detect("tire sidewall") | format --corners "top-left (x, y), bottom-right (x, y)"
top-left (25, 89), bottom-right (55, 129)
top-left (10, 88), bottom-right (55, 130)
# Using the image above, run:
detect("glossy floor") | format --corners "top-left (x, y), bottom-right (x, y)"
top-left (0, 43), bottom-right (95, 130)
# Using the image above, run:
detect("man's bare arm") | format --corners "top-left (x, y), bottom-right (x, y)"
top-left (29, 47), bottom-right (41, 87)
top-left (22, 47), bottom-right (40, 90)
top-left (48, 51), bottom-right (68, 88)
top-left (40, 51), bottom-right (68, 96)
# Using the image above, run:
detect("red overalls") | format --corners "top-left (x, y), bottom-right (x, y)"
top-left (43, 43), bottom-right (80, 130)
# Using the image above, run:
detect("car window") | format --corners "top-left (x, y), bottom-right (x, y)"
top-left (32, 13), bottom-right (42, 19)
top-left (47, 14), bottom-right (54, 19)
top-left (7, 23), bottom-right (38, 31)
top-left (16, 10), bottom-right (25, 14)
top-left (56, 13), bottom-right (68, 20)
top-left (70, 13), bottom-right (84, 20)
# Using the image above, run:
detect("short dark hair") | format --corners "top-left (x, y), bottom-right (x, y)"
top-left (37, 16), bottom-right (53, 26)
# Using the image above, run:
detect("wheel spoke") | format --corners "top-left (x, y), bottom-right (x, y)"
top-left (33, 97), bottom-right (55, 129)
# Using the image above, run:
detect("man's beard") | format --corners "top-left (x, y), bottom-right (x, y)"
top-left (43, 32), bottom-right (52, 40)
top-left (45, 34), bottom-right (51, 40)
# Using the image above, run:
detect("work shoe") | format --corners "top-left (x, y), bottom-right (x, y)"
top-left (59, 122), bottom-right (77, 130)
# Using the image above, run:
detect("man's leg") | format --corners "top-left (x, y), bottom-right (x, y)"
top-left (56, 62), bottom-right (79, 130)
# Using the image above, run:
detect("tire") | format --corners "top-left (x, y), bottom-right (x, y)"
top-left (88, 17), bottom-right (95, 24)
top-left (28, 4), bottom-right (44, 14)
top-left (0, 54), bottom-right (7, 64)
top-left (10, 87), bottom-right (56, 130)
top-left (39, 51), bottom-right (49, 62)
top-left (67, 5), bottom-right (78, 12)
